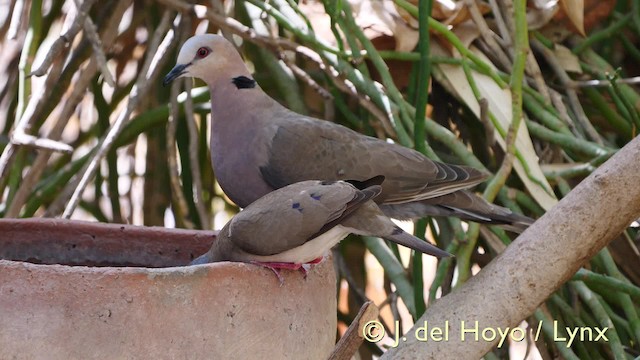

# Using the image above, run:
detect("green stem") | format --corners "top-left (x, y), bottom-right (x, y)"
top-left (363, 236), bottom-right (416, 318)
top-left (572, 268), bottom-right (640, 301)
top-left (482, 0), bottom-right (527, 202)
top-left (571, 281), bottom-right (626, 359)
top-left (573, 13), bottom-right (631, 54)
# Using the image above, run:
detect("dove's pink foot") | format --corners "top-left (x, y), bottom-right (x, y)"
top-left (251, 257), bottom-right (325, 284)
top-left (306, 257), bottom-right (324, 265)
top-left (251, 261), bottom-right (302, 285)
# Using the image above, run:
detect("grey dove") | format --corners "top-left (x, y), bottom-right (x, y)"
top-left (190, 176), bottom-right (450, 273)
top-left (164, 34), bottom-right (533, 230)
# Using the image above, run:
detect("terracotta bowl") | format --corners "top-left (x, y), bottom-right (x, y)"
top-left (0, 219), bottom-right (336, 359)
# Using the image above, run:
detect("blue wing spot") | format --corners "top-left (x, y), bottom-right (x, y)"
top-left (292, 202), bottom-right (303, 212)
top-left (310, 193), bottom-right (322, 201)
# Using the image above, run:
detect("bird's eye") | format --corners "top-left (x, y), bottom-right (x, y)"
top-left (196, 47), bottom-right (210, 58)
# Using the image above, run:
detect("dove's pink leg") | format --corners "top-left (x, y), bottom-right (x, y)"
top-left (251, 257), bottom-right (325, 284)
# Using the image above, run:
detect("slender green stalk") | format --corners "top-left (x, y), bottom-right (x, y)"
top-left (482, 0), bottom-right (528, 202)
top-left (341, 7), bottom-right (415, 144)
top-left (548, 295), bottom-right (596, 359)
top-left (582, 87), bottom-right (632, 138)
top-left (573, 13), bottom-right (631, 54)
top-left (572, 269), bottom-right (640, 301)
top-left (594, 250), bottom-right (640, 343)
top-left (413, 0), bottom-right (432, 155)
top-left (363, 236), bottom-right (416, 318)
top-left (522, 92), bottom-right (573, 135)
top-left (608, 74), bottom-right (640, 130)
top-left (244, 0), bottom-right (351, 57)
top-left (618, 34), bottom-right (640, 62)
top-left (571, 281), bottom-right (626, 359)
top-left (534, 309), bottom-right (580, 360)
top-left (412, 220), bottom-right (427, 317)
top-left (526, 120), bottom-right (614, 158)
top-left (409, 0), bottom-right (434, 318)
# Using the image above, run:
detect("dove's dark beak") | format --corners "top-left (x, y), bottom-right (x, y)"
top-left (163, 63), bottom-right (190, 86)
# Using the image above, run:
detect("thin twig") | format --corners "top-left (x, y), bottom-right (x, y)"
top-left (570, 75), bottom-right (640, 88)
top-left (61, 12), bottom-right (175, 218)
top-left (0, 32), bottom-right (66, 179)
top-left (179, 14), bottom-right (210, 229)
top-left (41, 0), bottom-right (135, 217)
top-left (333, 250), bottom-right (369, 304)
top-left (30, 0), bottom-right (99, 77)
top-left (8, 61), bottom-right (99, 218)
top-left (464, 0), bottom-right (511, 71)
top-left (73, 0), bottom-right (116, 87)
top-left (328, 301), bottom-right (380, 360)
top-left (478, 98), bottom-right (495, 146)
top-left (7, 0), bottom-right (25, 40)
top-left (531, 39), bottom-right (604, 145)
top-left (548, 88), bottom-right (577, 132)
top-left (487, 0), bottom-right (511, 47)
top-left (9, 132), bottom-right (73, 153)
top-left (524, 50), bottom-right (551, 104)
top-left (166, 79), bottom-right (195, 229)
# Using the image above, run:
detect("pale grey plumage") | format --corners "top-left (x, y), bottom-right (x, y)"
top-left (191, 177), bottom-right (450, 265)
top-left (164, 34), bottom-right (533, 231)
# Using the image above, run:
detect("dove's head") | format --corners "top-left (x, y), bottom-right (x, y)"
top-left (163, 34), bottom-right (249, 86)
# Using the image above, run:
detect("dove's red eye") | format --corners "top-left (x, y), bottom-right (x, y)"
top-left (196, 47), bottom-right (210, 58)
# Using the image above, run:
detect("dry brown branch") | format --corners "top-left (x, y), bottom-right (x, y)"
top-left (487, 0), bottom-right (511, 47)
top-left (478, 98), bottom-right (495, 146)
top-left (525, 51), bottom-right (551, 104)
top-left (571, 75), bottom-right (640, 88)
top-left (73, 0), bottom-right (115, 87)
top-left (61, 11), bottom-right (175, 218)
top-left (7, 0), bottom-right (25, 40)
top-left (549, 88), bottom-right (578, 131)
top-left (0, 50), bottom-right (67, 179)
top-left (382, 135), bottom-right (640, 359)
top-left (530, 39), bottom-right (604, 145)
top-left (328, 301), bottom-right (380, 360)
top-left (9, 61), bottom-right (99, 218)
top-left (464, 0), bottom-right (511, 71)
top-left (175, 15), bottom-right (210, 229)
top-left (30, 0), bottom-right (99, 77)
top-left (166, 79), bottom-right (195, 229)
top-left (183, 81), bottom-right (210, 229)
top-left (9, 132), bottom-right (73, 153)
top-left (42, 0), bottom-right (137, 217)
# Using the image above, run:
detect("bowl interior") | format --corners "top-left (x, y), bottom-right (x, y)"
top-left (0, 219), bottom-right (214, 267)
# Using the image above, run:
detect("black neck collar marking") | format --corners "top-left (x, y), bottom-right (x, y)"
top-left (231, 76), bottom-right (257, 89)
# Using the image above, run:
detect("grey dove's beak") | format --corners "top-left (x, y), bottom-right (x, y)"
top-left (163, 63), bottom-right (190, 86)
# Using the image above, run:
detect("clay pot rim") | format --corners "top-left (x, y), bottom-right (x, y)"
top-left (0, 258), bottom-right (258, 276)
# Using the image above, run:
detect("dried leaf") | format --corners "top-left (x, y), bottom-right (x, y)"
top-left (554, 44), bottom-right (582, 73)
top-left (558, 0), bottom-right (585, 36)
top-left (431, 41), bottom-right (558, 210)
top-left (527, 0), bottom-right (560, 30)
top-left (395, 0), bottom-right (492, 27)
top-left (350, 0), bottom-right (419, 52)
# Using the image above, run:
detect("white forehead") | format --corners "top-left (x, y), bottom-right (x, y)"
top-left (176, 34), bottom-right (222, 64)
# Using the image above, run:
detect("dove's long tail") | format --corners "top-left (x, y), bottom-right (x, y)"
top-left (383, 227), bottom-right (452, 258)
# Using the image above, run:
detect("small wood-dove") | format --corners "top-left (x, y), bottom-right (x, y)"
top-left (164, 34), bottom-right (533, 231)
top-left (190, 177), bottom-right (451, 272)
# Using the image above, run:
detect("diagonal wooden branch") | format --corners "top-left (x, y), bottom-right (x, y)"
top-left (328, 301), bottom-right (380, 360)
top-left (381, 135), bottom-right (640, 359)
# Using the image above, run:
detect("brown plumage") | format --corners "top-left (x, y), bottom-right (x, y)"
top-left (164, 34), bottom-right (533, 231)
top-left (191, 177), bottom-right (451, 266)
